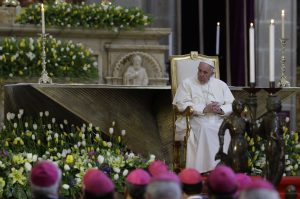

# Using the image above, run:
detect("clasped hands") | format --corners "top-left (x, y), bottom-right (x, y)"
top-left (203, 101), bottom-right (224, 114)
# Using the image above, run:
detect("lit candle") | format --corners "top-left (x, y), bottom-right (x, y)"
top-left (269, 19), bottom-right (275, 82)
top-left (216, 22), bottom-right (220, 55)
top-left (281, 10), bottom-right (285, 38)
top-left (41, 3), bottom-right (45, 34)
top-left (249, 23), bottom-right (255, 83)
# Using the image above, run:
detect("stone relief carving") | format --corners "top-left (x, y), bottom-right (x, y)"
top-left (111, 51), bottom-right (165, 85)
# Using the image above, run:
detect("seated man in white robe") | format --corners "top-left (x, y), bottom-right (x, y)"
top-left (172, 60), bottom-right (234, 173)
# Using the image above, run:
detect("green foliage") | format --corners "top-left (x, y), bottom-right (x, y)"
top-left (0, 110), bottom-right (155, 198)
top-left (246, 124), bottom-right (300, 176)
top-left (0, 36), bottom-right (98, 80)
top-left (16, 2), bottom-right (153, 32)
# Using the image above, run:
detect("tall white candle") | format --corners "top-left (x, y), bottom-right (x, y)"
top-left (281, 10), bottom-right (285, 38)
top-left (269, 19), bottom-right (275, 82)
top-left (249, 23), bottom-right (255, 83)
top-left (168, 32), bottom-right (173, 57)
top-left (41, 3), bottom-right (45, 34)
top-left (216, 22), bottom-right (220, 55)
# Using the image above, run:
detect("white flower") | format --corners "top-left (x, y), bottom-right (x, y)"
top-left (32, 155), bottom-right (38, 162)
top-left (52, 118), bottom-right (56, 123)
top-left (32, 134), bottom-right (36, 140)
top-left (107, 142), bottom-right (112, 148)
top-left (109, 128), bottom-right (114, 134)
top-left (285, 117), bottom-right (290, 123)
top-left (82, 140), bottom-right (86, 146)
top-left (62, 184), bottom-right (70, 190)
top-left (10, 113), bottom-right (15, 119)
top-left (13, 123), bottom-right (17, 128)
top-left (17, 114), bottom-right (22, 119)
top-left (95, 127), bottom-right (100, 131)
top-left (64, 164), bottom-right (71, 171)
top-left (24, 162), bottom-right (32, 171)
top-left (6, 112), bottom-right (11, 121)
top-left (54, 133), bottom-right (59, 138)
top-left (121, 130), bottom-right (126, 136)
top-left (33, 124), bottom-right (38, 130)
top-left (26, 153), bottom-right (33, 160)
top-left (123, 169), bottom-right (129, 176)
top-left (25, 122), bottom-right (28, 128)
top-left (45, 111), bottom-right (49, 117)
top-left (285, 154), bottom-right (289, 160)
top-left (63, 120), bottom-right (68, 125)
top-left (39, 112), bottom-right (43, 117)
top-left (114, 174), bottom-right (119, 180)
top-left (19, 109), bottom-right (24, 114)
top-left (149, 154), bottom-right (156, 160)
top-left (89, 123), bottom-right (93, 128)
top-left (113, 167), bottom-right (120, 173)
top-left (2, 125), bottom-right (6, 130)
top-left (286, 160), bottom-right (291, 165)
top-left (97, 155), bottom-right (104, 164)
top-left (47, 124), bottom-right (52, 129)
top-left (112, 121), bottom-right (115, 126)
top-left (60, 124), bottom-right (64, 129)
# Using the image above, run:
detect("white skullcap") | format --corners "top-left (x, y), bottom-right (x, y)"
top-left (200, 59), bottom-right (215, 68)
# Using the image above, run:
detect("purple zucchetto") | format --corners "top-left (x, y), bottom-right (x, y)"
top-left (207, 165), bottom-right (238, 195)
top-left (83, 168), bottom-right (115, 195)
top-left (126, 169), bottom-right (151, 185)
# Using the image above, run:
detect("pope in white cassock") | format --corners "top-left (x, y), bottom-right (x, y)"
top-left (172, 60), bottom-right (234, 173)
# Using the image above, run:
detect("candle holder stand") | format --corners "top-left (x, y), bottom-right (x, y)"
top-left (278, 38), bottom-right (290, 87)
top-left (38, 33), bottom-right (52, 84)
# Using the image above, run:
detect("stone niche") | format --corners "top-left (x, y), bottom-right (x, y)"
top-left (105, 45), bottom-right (169, 86)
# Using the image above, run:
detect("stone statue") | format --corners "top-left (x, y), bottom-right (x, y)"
top-left (215, 99), bottom-right (249, 173)
top-left (123, 54), bottom-right (149, 85)
top-left (258, 95), bottom-right (284, 186)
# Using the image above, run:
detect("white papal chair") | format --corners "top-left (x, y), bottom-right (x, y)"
top-left (170, 51), bottom-right (220, 172)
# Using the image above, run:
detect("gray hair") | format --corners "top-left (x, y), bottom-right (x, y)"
top-left (145, 181), bottom-right (182, 199)
top-left (238, 189), bottom-right (280, 199)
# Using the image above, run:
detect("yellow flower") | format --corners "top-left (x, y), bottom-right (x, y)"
top-left (0, 177), bottom-right (5, 194)
top-left (9, 167), bottom-right (26, 185)
top-left (66, 154), bottom-right (74, 164)
top-left (12, 154), bottom-right (25, 164)
top-left (102, 141), bottom-right (107, 147)
top-left (37, 139), bottom-right (41, 145)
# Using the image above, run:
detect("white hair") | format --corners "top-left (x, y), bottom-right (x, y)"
top-left (145, 181), bottom-right (182, 199)
top-left (238, 189), bottom-right (280, 199)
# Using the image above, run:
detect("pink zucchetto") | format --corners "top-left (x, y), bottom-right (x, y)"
top-left (179, 168), bottom-right (203, 185)
top-left (207, 165), bottom-right (238, 195)
top-left (148, 160), bottom-right (169, 177)
top-left (151, 171), bottom-right (181, 184)
top-left (30, 160), bottom-right (61, 187)
top-left (236, 173), bottom-right (253, 190)
top-left (126, 169), bottom-right (151, 185)
top-left (83, 168), bottom-right (115, 195)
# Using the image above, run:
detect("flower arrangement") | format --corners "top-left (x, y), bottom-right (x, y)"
top-left (0, 110), bottom-right (155, 199)
top-left (16, 2), bottom-right (153, 32)
top-left (0, 36), bottom-right (98, 81)
top-left (246, 119), bottom-right (300, 176)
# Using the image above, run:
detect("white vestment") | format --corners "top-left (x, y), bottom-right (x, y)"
top-left (172, 76), bottom-right (234, 173)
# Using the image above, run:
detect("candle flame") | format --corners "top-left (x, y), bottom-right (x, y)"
top-left (250, 23), bottom-right (254, 27)
top-left (270, 19), bottom-right (274, 24)
top-left (41, 3), bottom-right (44, 11)
top-left (281, 10), bottom-right (285, 16)
top-left (217, 22), bottom-right (220, 26)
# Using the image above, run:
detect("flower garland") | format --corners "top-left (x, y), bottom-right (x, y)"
top-left (16, 2), bottom-right (153, 32)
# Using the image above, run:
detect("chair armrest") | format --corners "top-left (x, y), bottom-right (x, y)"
top-left (174, 106), bottom-right (193, 116)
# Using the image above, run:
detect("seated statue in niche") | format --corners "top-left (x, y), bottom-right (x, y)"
top-left (215, 99), bottom-right (249, 173)
top-left (123, 55), bottom-right (149, 85)
top-left (258, 95), bottom-right (284, 186)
